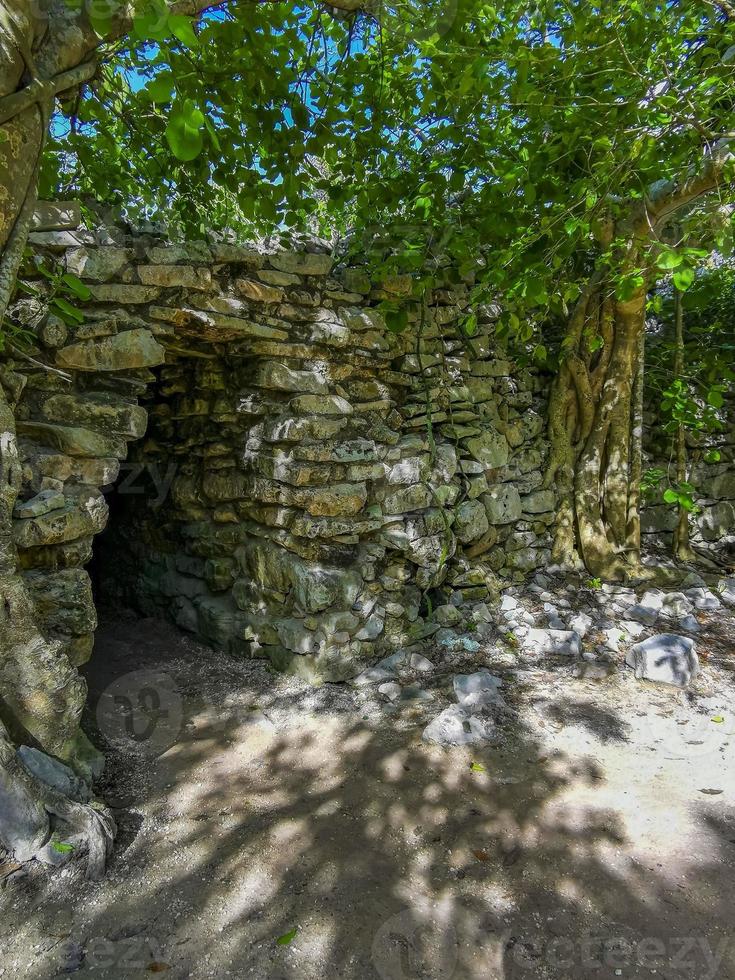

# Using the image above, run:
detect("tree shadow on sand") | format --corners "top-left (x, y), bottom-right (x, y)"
top-left (2, 616), bottom-right (735, 980)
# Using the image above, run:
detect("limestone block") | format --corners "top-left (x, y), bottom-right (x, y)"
top-left (254, 361), bottom-right (328, 395)
top-left (31, 201), bottom-right (81, 231)
top-left (147, 242), bottom-right (212, 264)
top-left (454, 499), bottom-right (490, 544)
top-left (89, 284), bottom-right (160, 303)
top-left (260, 415), bottom-right (347, 442)
top-left (236, 278), bottom-right (284, 303)
top-left (626, 634), bottom-right (698, 688)
top-left (55, 328), bottom-right (165, 371)
top-left (289, 394), bottom-right (353, 416)
top-left (65, 247), bottom-right (130, 282)
top-left (24, 568), bottom-right (96, 636)
top-left (14, 488), bottom-right (65, 519)
top-left (268, 251), bottom-right (333, 276)
top-left (14, 488), bottom-right (108, 549)
top-left (699, 501), bottom-right (735, 541)
top-left (138, 265), bottom-right (212, 289)
top-left (258, 269), bottom-right (301, 286)
top-left (38, 392), bottom-right (147, 438)
top-left (521, 489), bottom-right (555, 514)
top-left (17, 746), bottom-right (90, 802)
top-left (382, 484), bottom-right (433, 515)
top-left (16, 421), bottom-right (127, 458)
top-left (482, 484), bottom-right (522, 524)
top-left (463, 428), bottom-right (509, 467)
top-left (525, 628), bottom-right (581, 656)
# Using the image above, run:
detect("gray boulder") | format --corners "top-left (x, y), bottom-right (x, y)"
top-left (453, 669), bottom-right (503, 705)
top-left (454, 499), bottom-right (489, 544)
top-left (525, 628), bottom-right (581, 656)
top-left (625, 634), bottom-right (698, 689)
top-left (422, 705), bottom-right (498, 746)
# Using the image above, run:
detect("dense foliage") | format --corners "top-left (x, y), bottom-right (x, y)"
top-left (44, 2), bottom-right (735, 327)
top-left (8, 0), bottom-right (735, 576)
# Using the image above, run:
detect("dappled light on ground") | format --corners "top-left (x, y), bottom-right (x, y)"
top-left (1, 616), bottom-right (734, 979)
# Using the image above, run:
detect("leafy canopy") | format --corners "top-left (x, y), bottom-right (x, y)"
top-left (45, 0), bottom-right (735, 334)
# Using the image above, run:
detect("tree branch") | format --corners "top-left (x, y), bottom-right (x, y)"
top-left (647, 140), bottom-right (735, 225)
top-left (619, 140), bottom-right (735, 239)
top-left (0, 60), bottom-right (96, 125)
top-left (709, 0), bottom-right (735, 20)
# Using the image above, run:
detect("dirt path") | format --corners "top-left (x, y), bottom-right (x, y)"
top-left (1, 612), bottom-right (735, 980)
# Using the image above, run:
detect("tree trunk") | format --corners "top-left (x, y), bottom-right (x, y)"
top-left (544, 279), bottom-right (647, 581)
top-left (0, 1), bottom-right (115, 870)
top-left (672, 287), bottom-right (694, 561)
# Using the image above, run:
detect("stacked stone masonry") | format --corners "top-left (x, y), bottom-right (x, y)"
top-left (643, 391), bottom-right (735, 563)
top-left (4, 203), bottom-right (554, 681)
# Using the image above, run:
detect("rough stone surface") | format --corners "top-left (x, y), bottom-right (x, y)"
top-left (422, 705), bottom-right (498, 747)
top-left (6, 213), bottom-right (555, 684)
top-left (625, 634), bottom-right (698, 689)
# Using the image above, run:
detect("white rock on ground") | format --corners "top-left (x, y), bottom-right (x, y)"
top-left (524, 628), bottom-right (581, 656)
top-left (625, 633), bottom-right (698, 689)
top-left (569, 611), bottom-right (593, 637)
top-left (453, 669), bottom-right (503, 703)
top-left (354, 666), bottom-right (395, 686)
top-left (422, 705), bottom-right (498, 746)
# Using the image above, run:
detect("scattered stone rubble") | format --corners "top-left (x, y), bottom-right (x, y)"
top-left (349, 568), bottom-right (735, 745)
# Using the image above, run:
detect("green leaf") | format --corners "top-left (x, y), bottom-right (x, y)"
top-left (143, 72), bottom-right (175, 104)
top-left (616, 272), bottom-right (645, 302)
top-left (204, 117), bottom-right (222, 153)
top-left (656, 249), bottom-right (682, 270)
top-left (276, 928), bottom-right (298, 946)
top-left (463, 313), bottom-right (478, 337)
top-left (169, 14), bottom-right (199, 48)
top-left (165, 100), bottom-right (205, 162)
top-left (469, 761), bottom-right (486, 772)
top-left (60, 273), bottom-right (91, 301)
top-left (51, 841), bottom-right (75, 854)
top-left (132, 8), bottom-right (170, 43)
top-left (672, 267), bottom-right (695, 292)
top-left (385, 308), bottom-right (408, 334)
top-left (52, 297), bottom-right (84, 324)
top-left (663, 488), bottom-right (679, 504)
top-left (707, 389), bottom-right (724, 409)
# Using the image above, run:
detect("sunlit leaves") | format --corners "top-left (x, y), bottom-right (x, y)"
top-left (663, 484), bottom-right (699, 513)
top-left (616, 272), bottom-right (645, 302)
top-left (165, 99), bottom-right (205, 161)
top-left (672, 267), bottom-right (695, 292)
top-left (142, 72), bottom-right (175, 104)
top-left (42, 0), bottom-right (735, 307)
top-left (656, 249), bottom-right (683, 271)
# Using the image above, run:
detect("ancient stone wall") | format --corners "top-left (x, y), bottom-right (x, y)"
top-left (4, 203), bottom-right (554, 681)
top-left (642, 393), bottom-right (735, 563)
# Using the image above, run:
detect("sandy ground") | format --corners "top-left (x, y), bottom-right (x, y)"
top-left (1, 610), bottom-right (735, 980)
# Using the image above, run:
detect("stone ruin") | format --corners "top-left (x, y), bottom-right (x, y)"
top-left (2, 203), bottom-right (556, 683)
